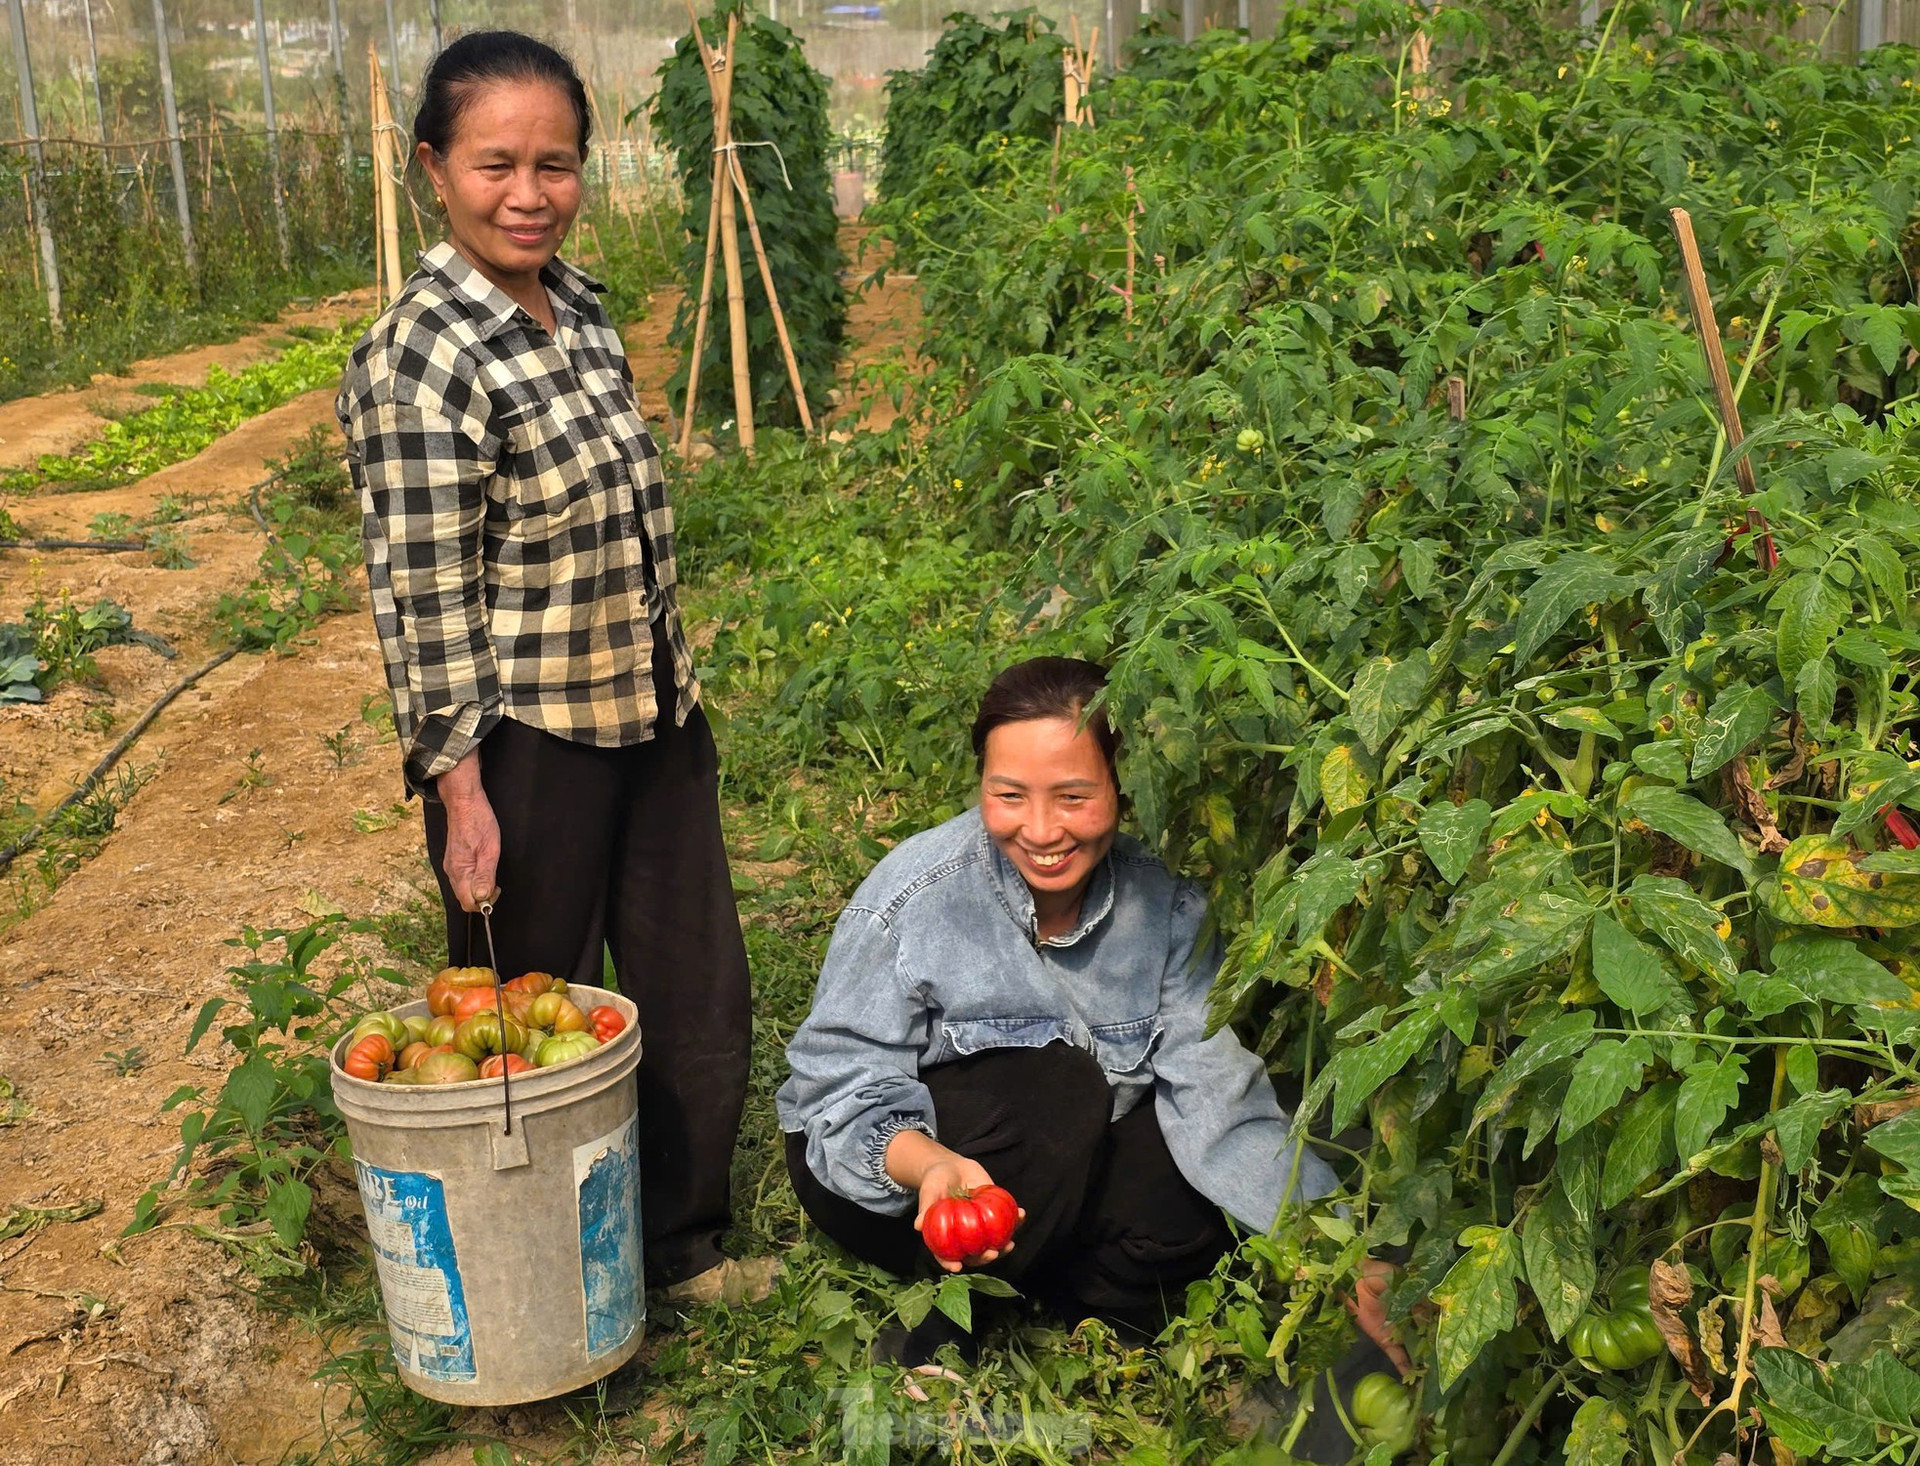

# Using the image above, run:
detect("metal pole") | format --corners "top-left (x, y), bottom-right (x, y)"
top-left (252, 0), bottom-right (291, 268)
top-left (82, 0), bottom-right (107, 142)
top-left (428, 0), bottom-right (442, 54)
top-left (383, 0), bottom-right (403, 121)
top-left (327, 0), bottom-right (351, 169)
top-left (151, 0), bottom-right (199, 277)
top-left (1857, 0), bottom-right (1885, 52)
top-left (4, 0), bottom-right (62, 339)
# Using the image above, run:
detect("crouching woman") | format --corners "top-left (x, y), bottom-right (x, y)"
top-left (776, 657), bottom-right (1404, 1419)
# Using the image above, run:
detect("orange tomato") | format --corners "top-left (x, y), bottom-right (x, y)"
top-left (342, 1033), bottom-right (395, 1082)
top-left (588, 1005), bottom-right (627, 1042)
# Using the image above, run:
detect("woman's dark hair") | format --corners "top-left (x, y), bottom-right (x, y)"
top-left (971, 658), bottom-right (1117, 779)
top-left (413, 31), bottom-right (592, 158)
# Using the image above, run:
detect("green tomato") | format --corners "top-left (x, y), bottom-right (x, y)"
top-left (535, 1032), bottom-right (602, 1068)
top-left (1568, 1265), bottom-right (1664, 1370)
top-left (1350, 1372), bottom-right (1416, 1457)
top-left (1236, 427), bottom-right (1265, 454)
top-left (453, 1012), bottom-right (527, 1063)
top-left (353, 1010), bottom-right (409, 1048)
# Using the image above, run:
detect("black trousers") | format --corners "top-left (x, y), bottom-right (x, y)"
top-left (786, 1042), bottom-right (1235, 1328)
top-left (424, 622), bottom-right (752, 1286)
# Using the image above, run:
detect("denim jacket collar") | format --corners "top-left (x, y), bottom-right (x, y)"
top-left (977, 815), bottom-right (1118, 949)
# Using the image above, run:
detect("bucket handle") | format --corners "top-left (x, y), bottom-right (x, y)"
top-left (471, 893), bottom-right (516, 1138)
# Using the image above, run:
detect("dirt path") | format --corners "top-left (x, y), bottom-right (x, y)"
top-left (0, 246), bottom-right (922, 1465)
top-left (0, 290), bottom-right (381, 474)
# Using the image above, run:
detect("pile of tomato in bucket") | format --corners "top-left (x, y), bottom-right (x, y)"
top-left (340, 968), bottom-right (629, 1086)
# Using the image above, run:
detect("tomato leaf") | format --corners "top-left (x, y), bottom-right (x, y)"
top-left (1771, 572), bottom-right (1849, 687)
top-left (1590, 914), bottom-right (1691, 1015)
top-left (1349, 651), bottom-right (1430, 754)
top-left (1599, 1079), bottom-right (1678, 1207)
top-left (1418, 798), bottom-right (1493, 885)
top-left (1675, 1050), bottom-right (1747, 1161)
top-left (1564, 1396), bottom-right (1633, 1466)
top-left (1521, 1181), bottom-right (1595, 1341)
top-left (1690, 682), bottom-right (1774, 778)
top-left (1325, 1006), bottom-right (1444, 1133)
top-left (1624, 876), bottom-right (1738, 981)
top-left (1472, 1011), bottom-right (1596, 1128)
top-left (1510, 556), bottom-right (1629, 667)
top-left (1430, 1225), bottom-right (1520, 1387)
top-left (1622, 787), bottom-right (1755, 878)
top-left (1774, 833), bottom-right (1920, 929)
top-left (1559, 1037), bottom-right (1652, 1138)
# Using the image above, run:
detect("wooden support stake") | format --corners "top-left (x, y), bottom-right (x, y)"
top-left (370, 43), bottom-right (404, 308)
top-left (728, 150), bottom-right (813, 433)
top-left (1669, 206), bottom-right (1776, 568)
top-left (676, 14), bottom-right (732, 456)
top-left (678, 8), bottom-right (751, 455)
top-left (252, 0), bottom-right (291, 269)
top-left (713, 15), bottom-right (754, 454)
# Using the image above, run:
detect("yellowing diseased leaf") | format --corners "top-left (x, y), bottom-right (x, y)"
top-left (1320, 743), bottom-right (1370, 816)
top-left (1773, 834), bottom-right (1920, 929)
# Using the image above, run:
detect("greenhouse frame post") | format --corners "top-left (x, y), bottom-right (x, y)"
top-left (82, 0), bottom-right (107, 141)
top-left (1857, 0), bottom-right (1884, 52)
top-left (5, 0), bottom-right (64, 340)
top-left (383, 0), bottom-right (403, 119)
top-left (151, 0), bottom-right (199, 277)
top-left (429, 0), bottom-right (442, 55)
top-left (328, 0), bottom-right (351, 169)
top-left (253, 0), bottom-right (291, 269)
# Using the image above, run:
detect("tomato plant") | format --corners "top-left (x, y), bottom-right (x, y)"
top-left (860, 0), bottom-right (1920, 1456)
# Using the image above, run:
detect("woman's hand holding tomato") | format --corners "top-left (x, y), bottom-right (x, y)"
top-left (912, 1157), bottom-right (1025, 1272)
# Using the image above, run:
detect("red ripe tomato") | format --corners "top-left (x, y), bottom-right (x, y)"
top-left (448, 986), bottom-right (503, 1024)
top-left (589, 1005), bottom-right (627, 1042)
top-left (478, 1053), bottom-right (534, 1079)
top-left (922, 1185), bottom-right (1021, 1264)
top-left (969, 1186), bottom-right (1020, 1251)
top-left (342, 1033), bottom-right (395, 1082)
top-left (502, 971), bottom-right (557, 997)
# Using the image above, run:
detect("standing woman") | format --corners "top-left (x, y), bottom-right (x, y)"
top-left (337, 31), bottom-right (765, 1303)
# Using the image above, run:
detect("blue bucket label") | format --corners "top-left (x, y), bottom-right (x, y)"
top-left (355, 1161), bottom-right (476, 1382)
top-left (574, 1113), bottom-right (643, 1356)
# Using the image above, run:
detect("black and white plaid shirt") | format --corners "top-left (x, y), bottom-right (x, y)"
top-left (337, 242), bottom-right (699, 795)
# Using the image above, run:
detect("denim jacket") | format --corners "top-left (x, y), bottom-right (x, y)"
top-left (775, 807), bottom-right (1338, 1232)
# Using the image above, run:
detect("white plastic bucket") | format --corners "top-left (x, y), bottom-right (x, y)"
top-left (330, 986), bottom-right (645, 1405)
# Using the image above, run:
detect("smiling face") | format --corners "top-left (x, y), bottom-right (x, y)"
top-left (980, 714), bottom-right (1120, 919)
top-left (417, 78), bottom-right (583, 298)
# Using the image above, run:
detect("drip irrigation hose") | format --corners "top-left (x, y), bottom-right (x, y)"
top-left (0, 466), bottom-right (308, 876)
top-left (0, 644), bottom-right (241, 875)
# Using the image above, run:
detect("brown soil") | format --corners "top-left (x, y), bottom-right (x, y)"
top-left (0, 237), bottom-right (921, 1465)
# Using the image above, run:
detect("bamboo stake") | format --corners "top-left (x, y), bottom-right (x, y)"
top-left (370, 43), bottom-right (404, 308)
top-left (677, 8), bottom-right (749, 455)
top-left (728, 150), bottom-right (813, 432)
top-left (713, 15), bottom-right (754, 454)
top-left (1669, 207), bottom-right (1777, 569)
top-left (676, 70), bottom-right (728, 452)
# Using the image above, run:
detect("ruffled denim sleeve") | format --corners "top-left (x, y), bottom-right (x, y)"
top-left (776, 903), bottom-right (936, 1215)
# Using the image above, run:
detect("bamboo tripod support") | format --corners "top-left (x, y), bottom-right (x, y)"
top-left (369, 43), bottom-right (404, 308)
top-left (675, 4), bottom-right (814, 456)
top-left (1669, 207), bottom-right (1778, 569)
